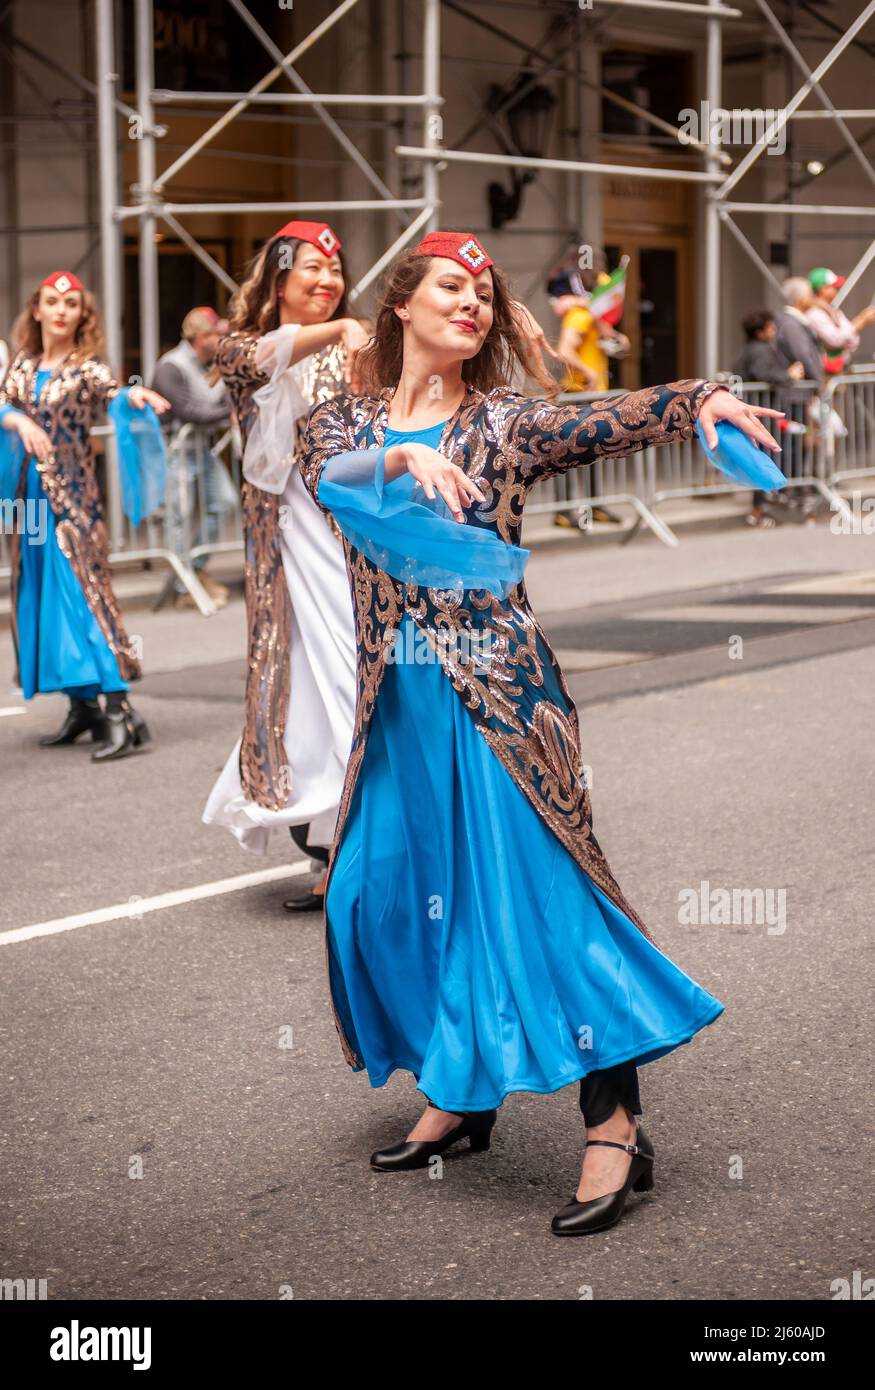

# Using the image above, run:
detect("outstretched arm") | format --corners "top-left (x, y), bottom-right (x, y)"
top-left (508, 379), bottom-right (780, 487)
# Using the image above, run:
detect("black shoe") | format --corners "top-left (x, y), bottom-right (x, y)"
top-left (91, 709), bottom-right (135, 761)
top-left (283, 886), bottom-right (325, 912)
top-left (91, 698), bottom-right (151, 762)
top-left (551, 1127), bottom-right (655, 1236)
top-left (127, 704), bottom-right (151, 747)
top-left (39, 699), bottom-right (105, 747)
top-left (370, 1109), bottom-right (497, 1171)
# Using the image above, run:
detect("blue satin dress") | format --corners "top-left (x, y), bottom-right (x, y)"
top-left (325, 421), bottom-right (724, 1114)
top-left (15, 369), bottom-right (127, 700)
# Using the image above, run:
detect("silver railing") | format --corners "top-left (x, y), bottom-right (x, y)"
top-left (2, 374), bottom-right (873, 604)
top-left (0, 416), bottom-right (242, 616)
top-left (524, 374), bottom-right (874, 546)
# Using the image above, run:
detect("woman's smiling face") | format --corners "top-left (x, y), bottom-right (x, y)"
top-left (279, 242), bottom-right (345, 325)
top-left (396, 257), bottom-right (494, 361)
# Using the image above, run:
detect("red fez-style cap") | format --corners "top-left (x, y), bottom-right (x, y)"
top-left (272, 221), bottom-right (342, 257)
top-left (412, 231), bottom-right (494, 273)
top-left (41, 270), bottom-right (85, 294)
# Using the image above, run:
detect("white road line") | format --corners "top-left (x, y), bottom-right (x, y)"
top-left (0, 862), bottom-right (312, 947)
top-left (0, 707), bottom-right (26, 717)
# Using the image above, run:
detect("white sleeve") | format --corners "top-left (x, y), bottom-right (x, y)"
top-left (242, 325), bottom-right (307, 494)
top-left (253, 323), bottom-right (300, 374)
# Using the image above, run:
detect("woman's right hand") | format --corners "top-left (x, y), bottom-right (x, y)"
top-left (385, 441), bottom-right (485, 523)
top-left (339, 318), bottom-right (371, 392)
top-left (4, 412), bottom-right (52, 461)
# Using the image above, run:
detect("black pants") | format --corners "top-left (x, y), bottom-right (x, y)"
top-left (428, 1061), bottom-right (642, 1123)
top-left (579, 1061), bottom-right (642, 1127)
top-left (288, 823), bottom-right (329, 866)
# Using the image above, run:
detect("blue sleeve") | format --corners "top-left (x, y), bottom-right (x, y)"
top-left (695, 420), bottom-right (787, 491)
top-left (317, 447), bottom-right (529, 599)
top-left (107, 391), bottom-right (168, 526)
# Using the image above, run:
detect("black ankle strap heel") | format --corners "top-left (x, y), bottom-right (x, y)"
top-left (551, 1127), bottom-right (655, 1236)
top-left (370, 1106), bottom-right (498, 1171)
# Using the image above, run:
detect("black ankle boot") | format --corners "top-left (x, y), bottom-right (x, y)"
top-left (91, 696), bottom-right (150, 762)
top-left (91, 708), bottom-right (135, 762)
top-left (39, 698), bottom-right (105, 747)
top-left (125, 702), bottom-right (151, 747)
top-left (370, 1107), bottom-right (497, 1171)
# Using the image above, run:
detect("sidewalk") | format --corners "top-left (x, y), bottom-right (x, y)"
top-left (4, 480), bottom-right (873, 624)
top-left (0, 493), bottom-right (758, 624)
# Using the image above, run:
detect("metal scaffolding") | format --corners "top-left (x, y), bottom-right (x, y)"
top-left (77, 0), bottom-right (875, 378)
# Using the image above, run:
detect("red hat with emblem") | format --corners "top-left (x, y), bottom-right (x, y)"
top-left (41, 270), bottom-right (85, 294)
top-left (272, 221), bottom-right (341, 257)
top-left (412, 231), bottom-right (494, 273)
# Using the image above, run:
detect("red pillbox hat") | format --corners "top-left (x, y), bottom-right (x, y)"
top-left (272, 221), bottom-right (341, 257)
top-left (41, 270), bottom-right (85, 294)
top-left (412, 232), bottom-right (493, 273)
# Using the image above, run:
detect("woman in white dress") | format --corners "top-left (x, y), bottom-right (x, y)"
top-left (202, 221), bottom-right (368, 910)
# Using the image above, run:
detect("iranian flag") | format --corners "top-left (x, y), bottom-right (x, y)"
top-left (588, 257), bottom-right (628, 326)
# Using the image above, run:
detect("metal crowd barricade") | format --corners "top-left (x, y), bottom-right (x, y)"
top-left (524, 378), bottom-right (860, 546)
top-left (0, 418), bottom-right (244, 611)
top-left (817, 370), bottom-right (875, 497)
top-left (4, 377), bottom-right (873, 597)
top-left (94, 416), bottom-right (242, 616)
top-left (0, 414), bottom-right (246, 611)
top-left (145, 418), bottom-right (243, 612)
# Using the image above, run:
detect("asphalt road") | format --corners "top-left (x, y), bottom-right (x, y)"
top-left (1, 521), bottom-right (873, 1301)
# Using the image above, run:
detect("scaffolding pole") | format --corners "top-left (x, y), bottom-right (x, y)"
top-left (423, 0), bottom-right (441, 235)
top-left (95, 0), bottom-right (122, 373)
top-left (703, 0), bottom-right (725, 379)
top-left (84, 0), bottom-right (874, 383)
top-left (135, 0), bottom-right (160, 383)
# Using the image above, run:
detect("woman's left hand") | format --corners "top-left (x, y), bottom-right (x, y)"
top-left (510, 300), bottom-right (561, 374)
top-left (128, 385), bottom-right (170, 414)
top-left (697, 386), bottom-right (783, 452)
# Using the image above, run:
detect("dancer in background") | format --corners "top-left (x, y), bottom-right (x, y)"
top-left (202, 222), bottom-right (368, 912)
top-left (0, 271), bottom-right (169, 760)
top-left (203, 222), bottom-right (556, 911)
top-left (299, 230), bottom-right (784, 1237)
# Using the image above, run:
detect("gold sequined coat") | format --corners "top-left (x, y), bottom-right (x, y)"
top-left (215, 331), bottom-right (346, 810)
top-left (0, 351), bottom-right (142, 684)
top-left (299, 376), bottom-right (725, 1069)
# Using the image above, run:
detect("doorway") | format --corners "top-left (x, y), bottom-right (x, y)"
top-left (604, 236), bottom-right (693, 391)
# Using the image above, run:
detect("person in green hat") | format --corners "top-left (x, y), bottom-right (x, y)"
top-left (806, 267), bottom-right (875, 375)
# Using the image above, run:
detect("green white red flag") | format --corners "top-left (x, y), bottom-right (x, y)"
top-left (588, 260), bottom-right (627, 326)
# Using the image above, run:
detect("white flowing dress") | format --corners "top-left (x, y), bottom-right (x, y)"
top-left (202, 325), bottom-right (356, 854)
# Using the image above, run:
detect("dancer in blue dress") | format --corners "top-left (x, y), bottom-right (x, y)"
top-left (0, 271), bottom-right (169, 759)
top-left (298, 231), bottom-right (785, 1236)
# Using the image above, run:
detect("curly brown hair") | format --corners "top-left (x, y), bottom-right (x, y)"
top-left (12, 284), bottom-right (105, 361)
top-left (356, 250), bottom-right (558, 398)
top-left (227, 235), bottom-right (350, 339)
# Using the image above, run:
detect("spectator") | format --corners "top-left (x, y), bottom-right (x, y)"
top-left (805, 267), bottom-right (875, 376)
top-left (732, 310), bottom-right (804, 528)
top-left (552, 260), bottom-right (631, 396)
top-left (150, 307), bottom-right (234, 607)
top-left (774, 277), bottom-right (824, 386)
top-left (733, 310), bottom-right (804, 388)
top-left (548, 252), bottom-right (630, 527)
